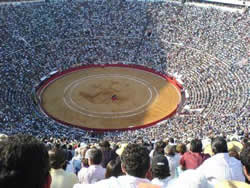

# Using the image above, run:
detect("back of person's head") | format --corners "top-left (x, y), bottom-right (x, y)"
top-left (99, 140), bottom-right (110, 148)
top-left (66, 150), bottom-right (73, 161)
top-left (153, 140), bottom-right (166, 157)
top-left (86, 148), bottom-right (102, 165)
top-left (240, 143), bottom-right (250, 180)
top-left (176, 143), bottom-right (187, 155)
top-left (74, 147), bottom-right (80, 156)
top-left (190, 139), bottom-right (202, 153)
top-left (80, 147), bottom-right (90, 168)
top-left (48, 147), bottom-right (67, 169)
top-left (211, 137), bottom-right (228, 154)
top-left (151, 155), bottom-right (170, 179)
top-left (105, 157), bottom-right (123, 178)
top-left (242, 138), bottom-right (249, 146)
top-left (155, 140), bottom-right (166, 150)
top-left (164, 145), bottom-right (176, 156)
top-left (0, 134), bottom-right (51, 188)
top-left (169, 138), bottom-right (174, 144)
top-left (121, 144), bottom-right (150, 178)
top-left (228, 150), bottom-right (240, 160)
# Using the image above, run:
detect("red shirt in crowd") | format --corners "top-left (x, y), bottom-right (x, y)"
top-left (180, 152), bottom-right (210, 170)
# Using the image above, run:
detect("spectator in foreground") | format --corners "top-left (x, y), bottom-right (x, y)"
top-left (176, 143), bottom-right (187, 156)
top-left (151, 155), bottom-right (173, 187)
top-left (72, 147), bottom-right (82, 175)
top-left (180, 139), bottom-right (209, 170)
top-left (197, 137), bottom-right (245, 187)
top-left (241, 143), bottom-right (250, 183)
top-left (49, 148), bottom-right (78, 188)
top-left (99, 140), bottom-right (117, 168)
top-left (175, 143), bottom-right (187, 177)
top-left (0, 134), bottom-right (51, 188)
top-left (74, 144), bottom-right (151, 188)
top-left (165, 145), bottom-right (180, 178)
top-left (77, 148), bottom-right (106, 184)
top-left (215, 143), bottom-right (250, 187)
top-left (168, 138), bottom-right (175, 146)
top-left (105, 157), bottom-right (123, 179)
top-left (80, 145), bottom-right (90, 169)
top-left (168, 169), bottom-right (208, 188)
top-left (150, 140), bottom-right (167, 158)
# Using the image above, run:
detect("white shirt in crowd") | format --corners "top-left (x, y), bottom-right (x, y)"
top-left (77, 164), bottom-right (106, 184)
top-left (166, 154), bottom-right (180, 178)
top-left (74, 175), bottom-right (151, 188)
top-left (65, 159), bottom-right (74, 174)
top-left (151, 176), bottom-right (174, 187)
top-left (196, 153), bottom-right (245, 187)
top-left (50, 168), bottom-right (78, 188)
top-left (168, 169), bottom-right (209, 188)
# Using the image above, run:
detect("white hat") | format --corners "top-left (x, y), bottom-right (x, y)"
top-left (116, 143), bottom-right (128, 156)
top-left (80, 142), bottom-right (87, 148)
top-left (0, 133), bottom-right (8, 142)
top-left (85, 149), bottom-right (92, 159)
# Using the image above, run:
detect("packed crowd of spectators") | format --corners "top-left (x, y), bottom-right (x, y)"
top-left (0, 134), bottom-right (249, 188)
top-left (0, 1), bottom-right (249, 186)
top-left (0, 0), bottom-right (249, 145)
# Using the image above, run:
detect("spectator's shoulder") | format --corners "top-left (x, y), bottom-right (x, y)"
top-left (138, 183), bottom-right (160, 188)
top-left (215, 180), bottom-right (250, 188)
top-left (66, 171), bottom-right (78, 182)
top-left (75, 177), bottom-right (118, 188)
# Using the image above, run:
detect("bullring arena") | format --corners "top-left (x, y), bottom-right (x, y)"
top-left (0, 0), bottom-right (249, 141)
top-left (38, 64), bottom-right (181, 130)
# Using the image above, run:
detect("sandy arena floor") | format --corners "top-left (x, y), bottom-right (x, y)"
top-left (40, 65), bottom-right (181, 130)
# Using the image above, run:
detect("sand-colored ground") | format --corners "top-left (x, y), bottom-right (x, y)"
top-left (40, 66), bottom-right (181, 130)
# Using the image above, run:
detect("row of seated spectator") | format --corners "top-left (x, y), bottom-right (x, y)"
top-left (0, 134), bottom-right (249, 188)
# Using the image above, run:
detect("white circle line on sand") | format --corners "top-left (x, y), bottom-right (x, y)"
top-left (63, 97), bottom-right (149, 118)
top-left (70, 75), bottom-right (153, 114)
top-left (64, 74), bottom-right (154, 115)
